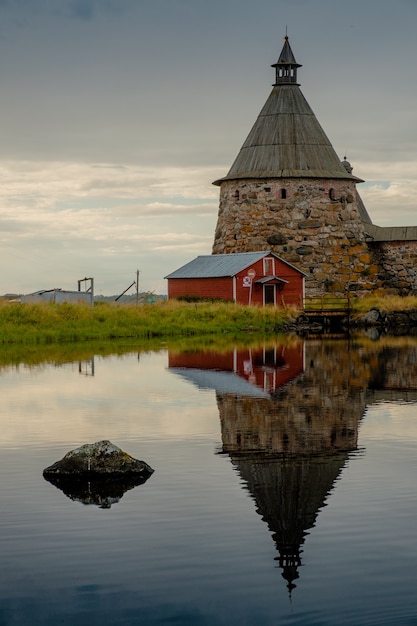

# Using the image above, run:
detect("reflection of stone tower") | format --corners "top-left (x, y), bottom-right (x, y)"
top-left (218, 340), bottom-right (369, 592)
top-left (212, 36), bottom-right (377, 297)
top-left (219, 341), bottom-right (367, 456)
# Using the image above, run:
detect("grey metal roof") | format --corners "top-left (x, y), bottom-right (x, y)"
top-left (165, 251), bottom-right (270, 279)
top-left (365, 223), bottom-right (417, 242)
top-left (255, 276), bottom-right (288, 284)
top-left (170, 368), bottom-right (271, 398)
top-left (165, 251), bottom-right (307, 279)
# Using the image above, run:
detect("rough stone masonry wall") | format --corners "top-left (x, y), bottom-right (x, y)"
top-left (370, 240), bottom-right (417, 295)
top-left (212, 178), bottom-right (382, 297)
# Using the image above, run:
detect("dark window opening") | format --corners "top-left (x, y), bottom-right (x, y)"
top-left (281, 189), bottom-right (287, 199)
top-left (264, 187), bottom-right (271, 193)
top-left (233, 190), bottom-right (240, 201)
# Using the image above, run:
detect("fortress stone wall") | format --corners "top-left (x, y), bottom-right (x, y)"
top-left (370, 240), bottom-right (417, 295)
top-left (213, 178), bottom-right (383, 297)
top-left (213, 178), bottom-right (417, 297)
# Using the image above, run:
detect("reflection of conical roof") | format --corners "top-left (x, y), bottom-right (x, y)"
top-left (231, 453), bottom-right (348, 592)
top-left (213, 36), bottom-right (362, 185)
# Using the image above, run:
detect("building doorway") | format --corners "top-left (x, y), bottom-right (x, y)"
top-left (264, 284), bottom-right (275, 305)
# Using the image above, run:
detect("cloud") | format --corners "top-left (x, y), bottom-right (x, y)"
top-left (361, 181), bottom-right (417, 227)
top-left (355, 159), bottom-right (417, 226)
top-left (0, 160), bottom-right (221, 207)
top-left (141, 202), bottom-right (215, 217)
top-left (0, 152), bottom-right (415, 297)
top-left (0, 159), bottom-right (219, 294)
top-left (0, 0), bottom-right (128, 18)
top-left (65, 0), bottom-right (130, 19)
top-left (68, 0), bottom-right (94, 19)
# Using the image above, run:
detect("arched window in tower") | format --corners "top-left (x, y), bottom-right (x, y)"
top-left (233, 190), bottom-right (240, 201)
top-left (281, 189), bottom-right (287, 199)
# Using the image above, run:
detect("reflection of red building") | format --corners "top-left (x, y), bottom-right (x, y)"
top-left (168, 343), bottom-right (304, 397)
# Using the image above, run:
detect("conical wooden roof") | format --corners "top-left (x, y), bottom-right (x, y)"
top-left (214, 37), bottom-right (362, 185)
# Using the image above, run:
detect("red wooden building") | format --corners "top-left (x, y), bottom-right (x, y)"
top-left (165, 251), bottom-right (305, 307)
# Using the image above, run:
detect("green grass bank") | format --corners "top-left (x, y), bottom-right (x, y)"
top-left (0, 299), bottom-right (295, 345)
top-left (2, 294), bottom-right (417, 346)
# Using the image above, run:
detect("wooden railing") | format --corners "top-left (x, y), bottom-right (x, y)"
top-left (304, 295), bottom-right (351, 315)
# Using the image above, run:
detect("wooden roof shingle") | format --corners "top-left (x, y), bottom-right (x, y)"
top-left (214, 39), bottom-right (362, 185)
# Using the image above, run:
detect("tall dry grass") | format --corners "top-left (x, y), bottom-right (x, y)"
top-left (351, 294), bottom-right (417, 313)
top-left (2, 294), bottom-right (414, 347)
top-left (0, 299), bottom-right (296, 345)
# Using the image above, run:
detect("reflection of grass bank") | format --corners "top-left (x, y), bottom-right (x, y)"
top-left (0, 300), bottom-right (296, 347)
top-left (0, 334), bottom-right (300, 368)
top-left (1, 316), bottom-right (417, 368)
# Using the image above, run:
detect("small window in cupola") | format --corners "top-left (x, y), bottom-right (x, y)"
top-left (281, 189), bottom-right (287, 199)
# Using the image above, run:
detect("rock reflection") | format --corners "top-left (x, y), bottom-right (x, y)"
top-left (170, 340), bottom-right (367, 593)
top-left (43, 473), bottom-right (151, 509)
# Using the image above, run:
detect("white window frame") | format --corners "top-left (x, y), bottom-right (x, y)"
top-left (263, 257), bottom-right (275, 275)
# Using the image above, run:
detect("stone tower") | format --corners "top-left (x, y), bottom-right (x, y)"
top-left (212, 36), bottom-right (378, 297)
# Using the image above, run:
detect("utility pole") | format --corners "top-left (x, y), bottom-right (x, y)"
top-left (136, 269), bottom-right (140, 305)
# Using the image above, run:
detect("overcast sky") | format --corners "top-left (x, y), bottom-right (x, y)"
top-left (0, 0), bottom-right (416, 295)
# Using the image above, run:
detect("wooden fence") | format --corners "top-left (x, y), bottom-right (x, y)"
top-left (304, 295), bottom-right (351, 316)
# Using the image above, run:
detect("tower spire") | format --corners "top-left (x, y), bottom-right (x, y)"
top-left (272, 33), bottom-right (301, 86)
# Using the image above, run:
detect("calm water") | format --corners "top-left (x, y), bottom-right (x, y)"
top-left (0, 337), bottom-right (417, 625)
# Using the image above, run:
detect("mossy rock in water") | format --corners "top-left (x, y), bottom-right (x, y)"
top-left (43, 440), bottom-right (154, 477)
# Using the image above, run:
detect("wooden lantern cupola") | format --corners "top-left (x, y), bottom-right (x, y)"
top-left (272, 34), bottom-right (302, 86)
